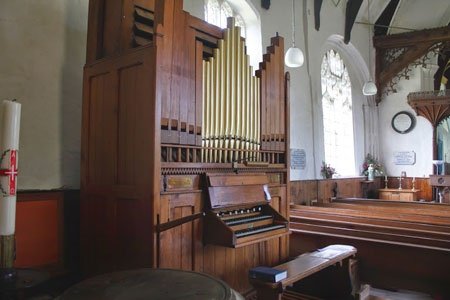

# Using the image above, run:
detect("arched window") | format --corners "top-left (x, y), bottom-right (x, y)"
top-left (321, 50), bottom-right (355, 176)
top-left (205, 0), bottom-right (246, 37)
top-left (204, 0), bottom-right (262, 69)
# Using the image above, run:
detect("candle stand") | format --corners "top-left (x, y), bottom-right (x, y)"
top-left (0, 235), bottom-right (16, 283)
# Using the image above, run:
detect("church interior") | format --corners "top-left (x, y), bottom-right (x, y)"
top-left (0, 0), bottom-right (450, 299)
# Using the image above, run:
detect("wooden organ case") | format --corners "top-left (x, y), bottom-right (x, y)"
top-left (80, 0), bottom-right (290, 295)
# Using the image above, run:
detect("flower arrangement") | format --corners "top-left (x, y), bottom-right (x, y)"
top-left (321, 161), bottom-right (336, 179)
top-left (362, 153), bottom-right (384, 176)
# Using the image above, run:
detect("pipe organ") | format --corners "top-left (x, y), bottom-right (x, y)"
top-left (81, 0), bottom-right (290, 295)
top-left (202, 19), bottom-right (261, 163)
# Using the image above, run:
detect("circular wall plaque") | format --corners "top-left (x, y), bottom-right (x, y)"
top-left (391, 111), bottom-right (416, 134)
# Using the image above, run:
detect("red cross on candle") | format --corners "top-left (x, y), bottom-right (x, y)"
top-left (0, 150), bottom-right (18, 195)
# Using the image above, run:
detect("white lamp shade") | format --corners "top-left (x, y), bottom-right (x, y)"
top-left (362, 80), bottom-right (377, 96)
top-left (285, 47), bottom-right (304, 68)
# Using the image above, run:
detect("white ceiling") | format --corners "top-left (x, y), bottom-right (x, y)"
top-left (357, 0), bottom-right (450, 35)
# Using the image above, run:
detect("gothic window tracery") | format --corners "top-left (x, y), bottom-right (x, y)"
top-left (321, 50), bottom-right (355, 176)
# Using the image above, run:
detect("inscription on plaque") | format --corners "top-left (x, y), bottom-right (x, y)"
top-left (393, 151), bottom-right (416, 165)
top-left (291, 149), bottom-right (306, 170)
top-left (167, 177), bottom-right (193, 189)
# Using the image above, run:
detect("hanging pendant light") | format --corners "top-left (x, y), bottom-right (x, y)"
top-left (362, 0), bottom-right (377, 96)
top-left (285, 0), bottom-right (304, 68)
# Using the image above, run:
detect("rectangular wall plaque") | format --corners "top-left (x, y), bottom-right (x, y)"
top-left (291, 149), bottom-right (306, 170)
top-left (393, 151), bottom-right (416, 165)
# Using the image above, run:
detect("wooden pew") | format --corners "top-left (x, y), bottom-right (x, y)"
top-left (249, 245), bottom-right (358, 300)
top-left (331, 197), bottom-right (450, 216)
top-left (289, 201), bottom-right (450, 298)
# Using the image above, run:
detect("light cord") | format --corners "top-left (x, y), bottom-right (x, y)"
top-left (367, 0), bottom-right (372, 77)
top-left (291, 0), bottom-right (296, 47)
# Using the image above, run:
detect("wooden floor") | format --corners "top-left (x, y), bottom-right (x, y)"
top-left (367, 286), bottom-right (434, 300)
top-left (26, 283), bottom-right (436, 300)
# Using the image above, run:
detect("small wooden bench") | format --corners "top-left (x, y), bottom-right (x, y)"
top-left (249, 244), bottom-right (358, 300)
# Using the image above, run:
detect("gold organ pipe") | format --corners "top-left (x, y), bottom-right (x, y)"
top-left (243, 65), bottom-right (248, 160)
top-left (217, 40), bottom-right (225, 163)
top-left (235, 27), bottom-right (242, 162)
top-left (253, 76), bottom-right (258, 157)
top-left (201, 18), bottom-right (263, 164)
top-left (218, 40), bottom-right (226, 162)
top-left (229, 21), bottom-right (236, 161)
top-left (254, 76), bottom-right (259, 155)
top-left (240, 53), bottom-right (248, 160)
top-left (214, 48), bottom-right (221, 162)
top-left (256, 77), bottom-right (261, 160)
top-left (249, 69), bottom-right (255, 159)
top-left (224, 30), bottom-right (230, 162)
top-left (209, 53), bottom-right (214, 162)
top-left (202, 60), bottom-right (207, 162)
top-left (209, 57), bottom-right (215, 162)
top-left (247, 75), bottom-right (253, 158)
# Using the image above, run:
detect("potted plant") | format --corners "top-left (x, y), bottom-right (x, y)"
top-left (321, 161), bottom-right (336, 179)
top-left (361, 153), bottom-right (384, 178)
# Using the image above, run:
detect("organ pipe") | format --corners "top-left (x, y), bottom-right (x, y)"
top-left (201, 18), bottom-right (261, 163)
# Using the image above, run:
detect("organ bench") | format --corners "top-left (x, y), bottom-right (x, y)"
top-left (249, 245), bottom-right (358, 300)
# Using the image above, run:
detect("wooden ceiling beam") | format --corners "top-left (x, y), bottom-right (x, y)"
top-left (374, 26), bottom-right (450, 49)
top-left (314, 0), bottom-right (323, 31)
top-left (344, 0), bottom-right (363, 44)
top-left (374, 26), bottom-right (450, 103)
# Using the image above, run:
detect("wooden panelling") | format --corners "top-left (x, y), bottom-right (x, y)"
top-left (158, 192), bottom-right (202, 270)
top-left (81, 46), bottom-right (157, 275)
top-left (13, 190), bottom-right (80, 276)
top-left (87, 71), bottom-right (117, 185)
top-left (290, 177), bottom-right (434, 204)
top-left (80, 195), bottom-right (115, 274)
top-left (86, 0), bottom-right (156, 62)
top-left (201, 242), bottom-right (283, 294)
top-left (116, 198), bottom-right (152, 270)
top-left (15, 194), bottom-right (62, 268)
top-left (290, 180), bottom-right (318, 205)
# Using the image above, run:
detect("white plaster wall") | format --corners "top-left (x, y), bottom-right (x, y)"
top-left (254, 1), bottom-right (313, 180)
top-left (378, 67), bottom-right (434, 178)
top-left (251, 0), bottom-right (376, 180)
top-left (0, 0), bottom-right (87, 189)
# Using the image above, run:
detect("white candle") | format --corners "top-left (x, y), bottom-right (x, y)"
top-left (385, 175), bottom-right (387, 181)
top-left (0, 100), bottom-right (21, 236)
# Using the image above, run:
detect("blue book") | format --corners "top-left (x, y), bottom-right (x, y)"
top-left (249, 266), bottom-right (287, 282)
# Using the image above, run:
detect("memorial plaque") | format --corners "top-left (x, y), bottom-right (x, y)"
top-left (291, 149), bottom-right (306, 170)
top-left (393, 151), bottom-right (416, 165)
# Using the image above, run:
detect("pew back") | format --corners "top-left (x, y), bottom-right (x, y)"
top-left (289, 199), bottom-right (450, 297)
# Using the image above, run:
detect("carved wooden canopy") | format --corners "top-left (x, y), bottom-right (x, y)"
top-left (374, 26), bottom-right (450, 104)
top-left (407, 90), bottom-right (450, 159)
top-left (408, 90), bottom-right (450, 127)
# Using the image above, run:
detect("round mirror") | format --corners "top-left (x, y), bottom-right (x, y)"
top-left (392, 111), bottom-right (416, 134)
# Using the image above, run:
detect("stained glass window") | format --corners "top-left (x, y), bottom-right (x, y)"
top-left (321, 50), bottom-right (355, 176)
top-left (205, 0), bottom-right (246, 37)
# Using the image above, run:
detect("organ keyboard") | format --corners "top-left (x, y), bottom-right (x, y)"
top-left (204, 173), bottom-right (289, 248)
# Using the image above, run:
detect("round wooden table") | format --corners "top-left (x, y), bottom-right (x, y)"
top-left (58, 268), bottom-right (244, 300)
